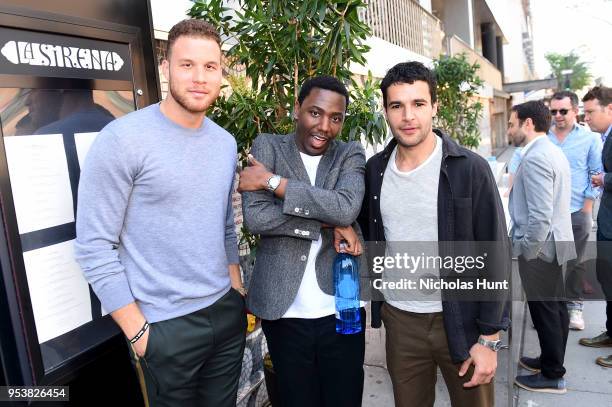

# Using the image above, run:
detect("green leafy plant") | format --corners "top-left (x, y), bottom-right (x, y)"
top-left (545, 51), bottom-right (592, 91)
top-left (434, 53), bottom-right (484, 149)
top-left (189, 0), bottom-right (386, 154)
top-left (189, 0), bottom-right (387, 249)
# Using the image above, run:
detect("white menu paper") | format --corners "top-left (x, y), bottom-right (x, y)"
top-left (22, 240), bottom-right (93, 343)
top-left (74, 132), bottom-right (99, 168)
top-left (4, 134), bottom-right (74, 234)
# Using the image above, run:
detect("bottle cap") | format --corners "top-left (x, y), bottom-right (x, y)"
top-left (339, 242), bottom-right (347, 252)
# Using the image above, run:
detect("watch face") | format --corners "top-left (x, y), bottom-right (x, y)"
top-left (271, 176), bottom-right (280, 188)
top-left (267, 175), bottom-right (280, 191)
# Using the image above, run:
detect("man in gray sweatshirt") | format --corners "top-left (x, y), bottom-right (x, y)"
top-left (75, 19), bottom-right (246, 407)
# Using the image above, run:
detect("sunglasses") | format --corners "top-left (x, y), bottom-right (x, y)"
top-left (550, 109), bottom-right (569, 116)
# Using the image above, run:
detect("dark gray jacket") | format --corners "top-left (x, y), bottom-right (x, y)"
top-left (599, 135), bottom-right (612, 238)
top-left (242, 133), bottom-right (367, 320)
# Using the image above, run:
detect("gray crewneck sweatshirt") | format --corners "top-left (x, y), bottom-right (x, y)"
top-left (75, 103), bottom-right (239, 323)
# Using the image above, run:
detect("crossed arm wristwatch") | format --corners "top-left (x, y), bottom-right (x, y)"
top-left (266, 174), bottom-right (282, 192)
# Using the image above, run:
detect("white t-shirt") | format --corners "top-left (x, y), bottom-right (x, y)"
top-left (380, 136), bottom-right (443, 313)
top-left (282, 152), bottom-right (336, 318)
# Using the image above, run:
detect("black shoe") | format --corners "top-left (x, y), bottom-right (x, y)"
top-left (514, 373), bottom-right (567, 394)
top-left (519, 356), bottom-right (541, 372)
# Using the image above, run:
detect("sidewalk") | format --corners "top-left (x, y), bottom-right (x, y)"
top-left (362, 300), bottom-right (612, 406)
top-left (516, 301), bottom-right (611, 406)
top-left (362, 147), bottom-right (612, 406)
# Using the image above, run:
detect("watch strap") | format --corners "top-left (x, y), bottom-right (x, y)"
top-left (478, 336), bottom-right (502, 351)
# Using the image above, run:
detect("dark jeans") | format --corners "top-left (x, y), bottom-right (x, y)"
top-left (566, 210), bottom-right (592, 308)
top-left (261, 309), bottom-right (366, 407)
top-left (128, 288), bottom-right (247, 407)
top-left (597, 229), bottom-right (612, 336)
top-left (518, 256), bottom-right (568, 379)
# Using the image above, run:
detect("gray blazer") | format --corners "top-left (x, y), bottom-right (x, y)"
top-left (242, 133), bottom-right (367, 320)
top-left (509, 136), bottom-right (577, 265)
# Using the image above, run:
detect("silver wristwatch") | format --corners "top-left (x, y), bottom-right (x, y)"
top-left (478, 336), bottom-right (503, 352)
top-left (266, 174), bottom-right (281, 192)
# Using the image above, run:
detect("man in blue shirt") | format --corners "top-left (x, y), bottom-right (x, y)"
top-left (579, 86), bottom-right (612, 367)
top-left (548, 91), bottom-right (603, 331)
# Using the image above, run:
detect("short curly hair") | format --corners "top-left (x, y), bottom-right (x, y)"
top-left (297, 76), bottom-right (349, 108)
top-left (167, 19), bottom-right (221, 58)
top-left (380, 61), bottom-right (437, 108)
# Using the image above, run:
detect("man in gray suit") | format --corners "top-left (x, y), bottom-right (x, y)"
top-left (239, 75), bottom-right (367, 407)
top-left (509, 101), bottom-right (576, 394)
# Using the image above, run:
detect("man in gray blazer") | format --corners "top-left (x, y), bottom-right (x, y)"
top-left (509, 101), bottom-right (576, 394)
top-left (239, 76), bottom-right (367, 407)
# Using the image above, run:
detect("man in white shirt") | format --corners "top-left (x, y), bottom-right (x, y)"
top-left (239, 76), bottom-right (367, 407)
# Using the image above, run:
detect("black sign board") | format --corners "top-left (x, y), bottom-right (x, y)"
top-left (0, 2), bottom-right (158, 397)
top-left (0, 27), bottom-right (132, 81)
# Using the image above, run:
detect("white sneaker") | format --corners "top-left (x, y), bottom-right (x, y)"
top-left (569, 309), bottom-right (585, 330)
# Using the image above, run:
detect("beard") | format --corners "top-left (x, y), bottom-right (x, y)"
top-left (553, 114), bottom-right (575, 130)
top-left (393, 125), bottom-right (431, 149)
top-left (513, 131), bottom-right (527, 147)
top-left (167, 70), bottom-right (215, 114)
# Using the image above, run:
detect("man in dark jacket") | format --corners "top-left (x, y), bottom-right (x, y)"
top-left (357, 61), bottom-right (511, 407)
top-left (580, 85), bottom-right (612, 367)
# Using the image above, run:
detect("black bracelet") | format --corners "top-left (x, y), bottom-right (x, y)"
top-left (129, 321), bottom-right (149, 344)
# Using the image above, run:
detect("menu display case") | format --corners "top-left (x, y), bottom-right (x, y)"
top-left (0, 1), bottom-right (158, 392)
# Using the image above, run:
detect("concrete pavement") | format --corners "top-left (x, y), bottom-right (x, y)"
top-left (362, 300), bottom-right (612, 406)
top-left (516, 301), bottom-right (611, 407)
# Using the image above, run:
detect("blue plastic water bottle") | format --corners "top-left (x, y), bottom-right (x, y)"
top-left (334, 243), bottom-right (361, 334)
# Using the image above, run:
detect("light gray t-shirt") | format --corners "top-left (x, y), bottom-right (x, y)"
top-left (380, 135), bottom-right (443, 313)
